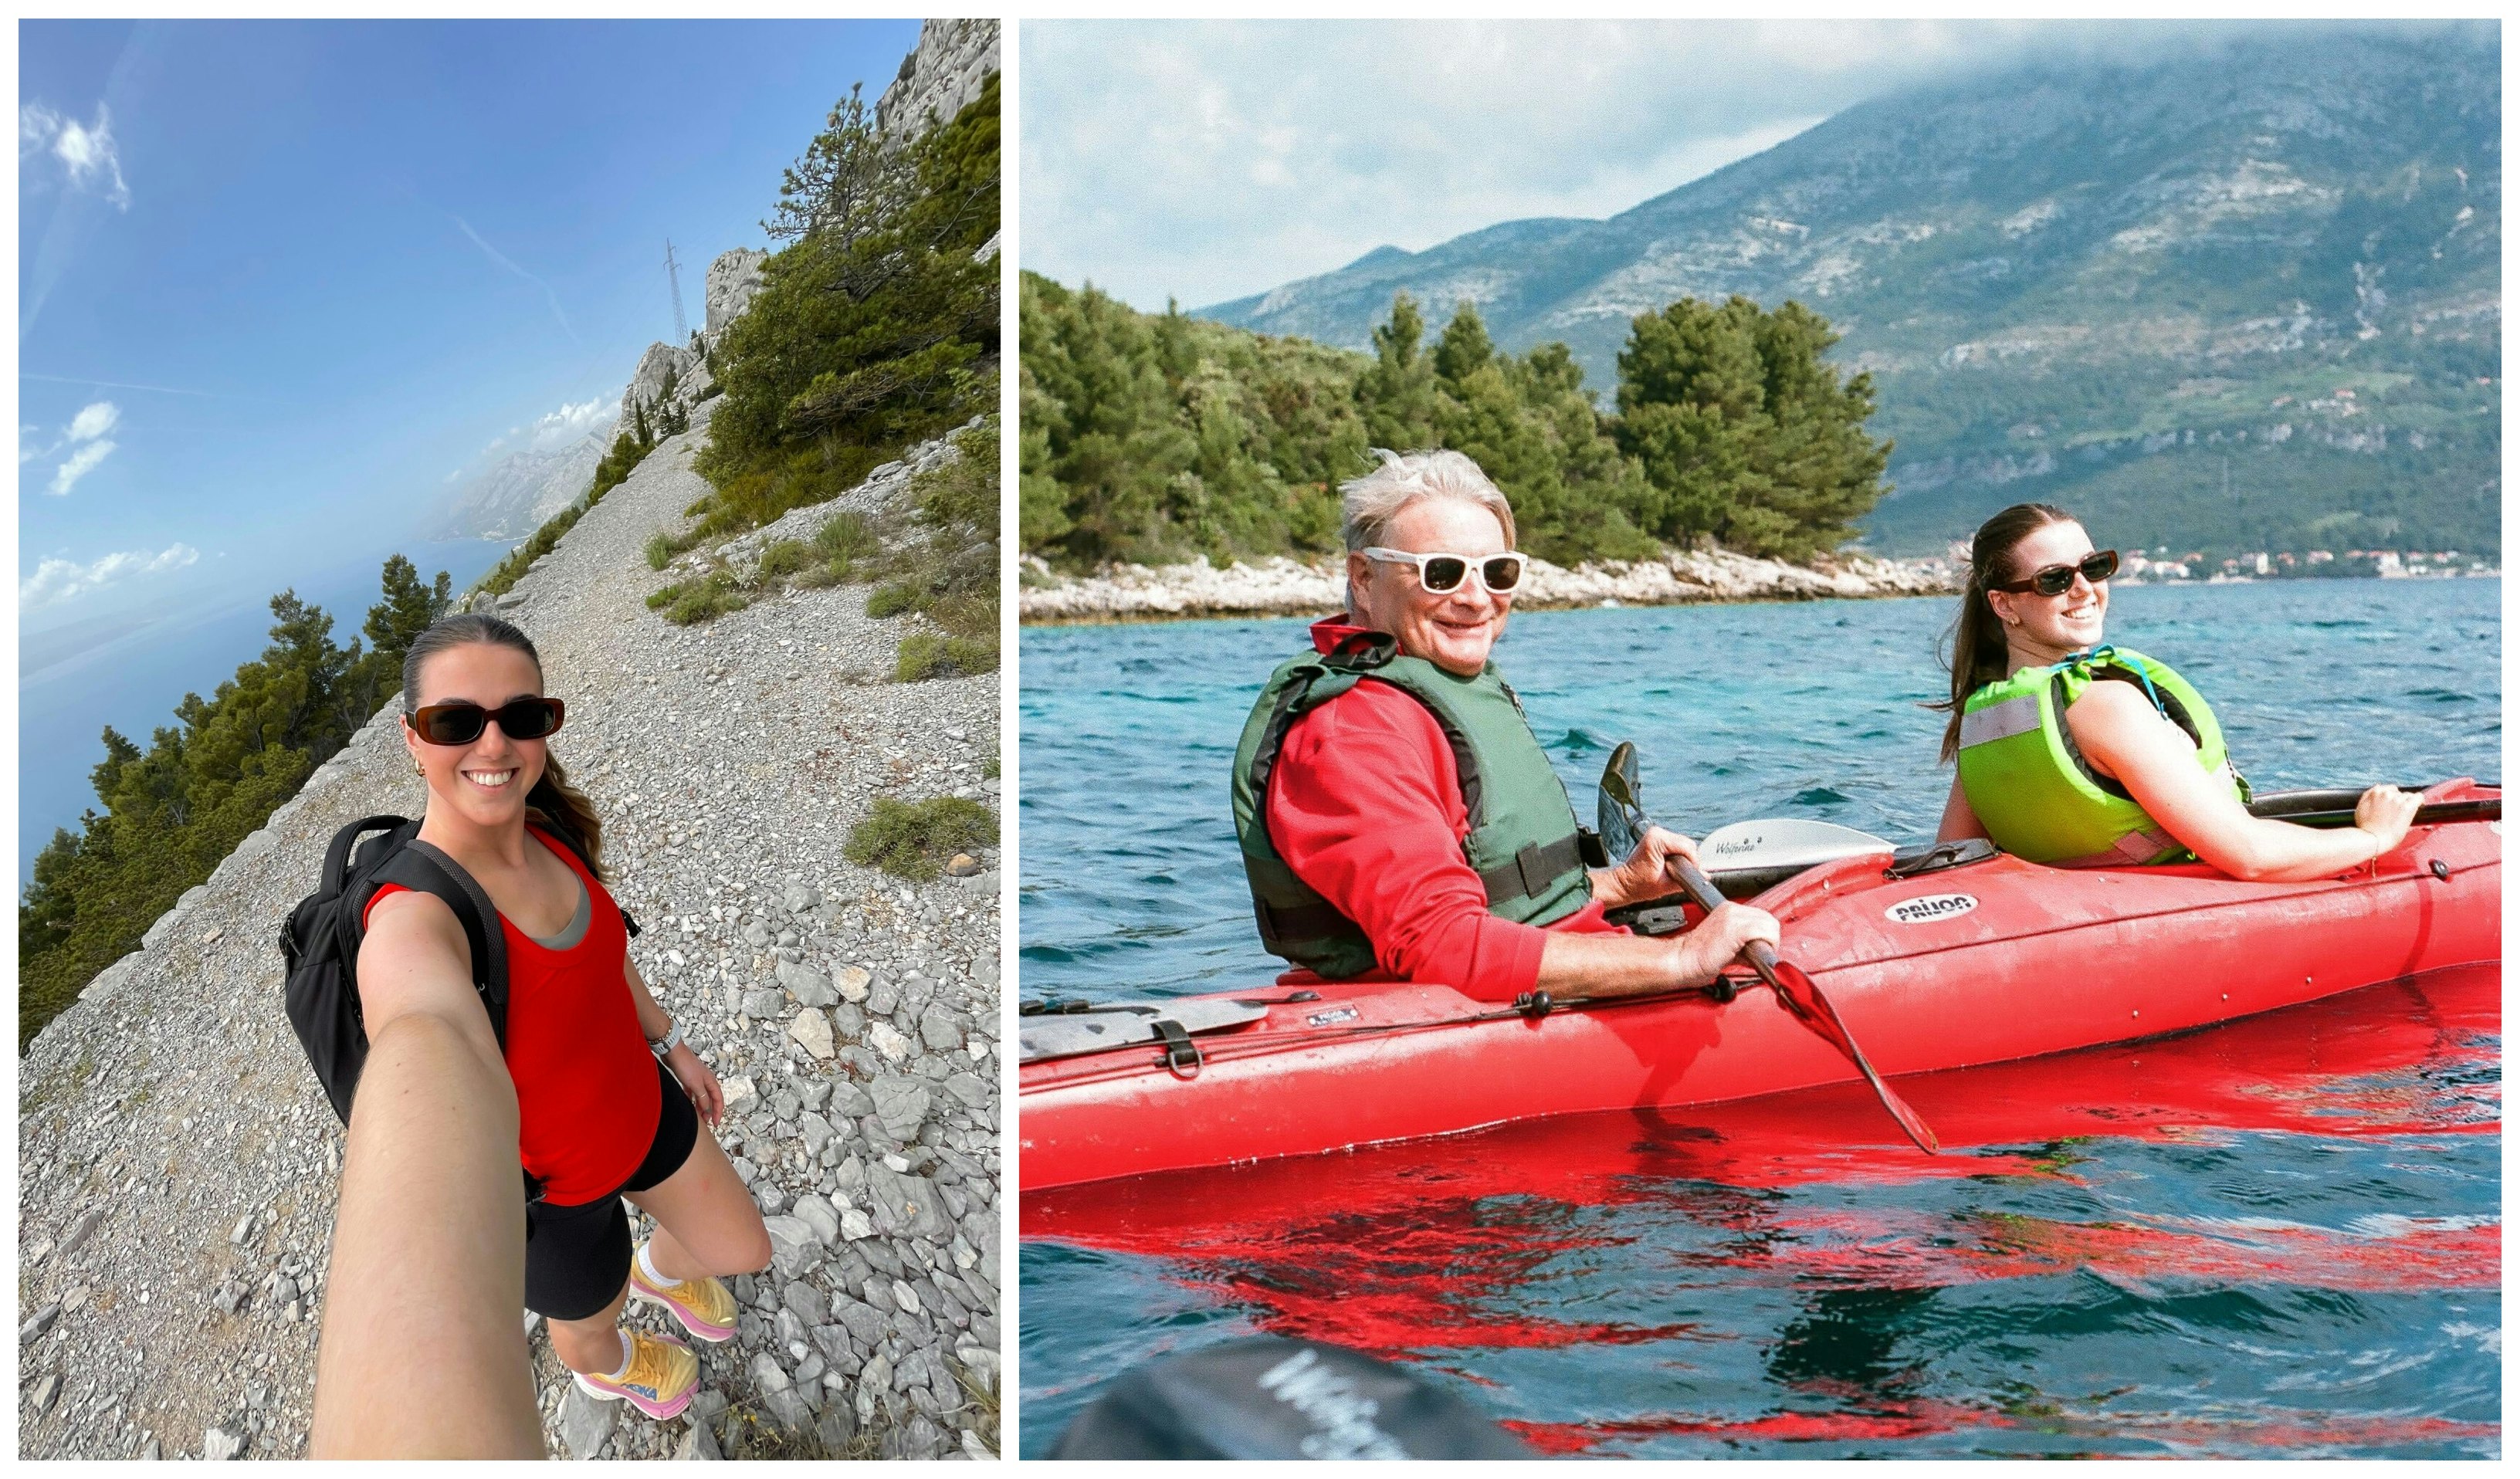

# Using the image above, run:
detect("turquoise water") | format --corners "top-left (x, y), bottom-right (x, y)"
top-left (1018, 578), bottom-right (2501, 1458)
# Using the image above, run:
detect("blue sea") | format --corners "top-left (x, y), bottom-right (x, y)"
top-left (18, 537), bottom-right (513, 875)
top-left (1018, 577), bottom-right (2501, 1459)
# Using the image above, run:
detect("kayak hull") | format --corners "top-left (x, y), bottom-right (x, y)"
top-left (1020, 781), bottom-right (2500, 1190)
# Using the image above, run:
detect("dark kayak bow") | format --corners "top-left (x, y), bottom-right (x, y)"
top-left (1599, 742), bottom-right (1940, 1154)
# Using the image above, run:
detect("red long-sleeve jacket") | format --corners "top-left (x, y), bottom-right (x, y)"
top-left (1263, 617), bottom-right (1625, 1002)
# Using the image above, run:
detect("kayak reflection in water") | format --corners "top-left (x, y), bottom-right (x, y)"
top-left (1932, 502), bottom-right (2421, 881)
top-left (1229, 448), bottom-right (1778, 1003)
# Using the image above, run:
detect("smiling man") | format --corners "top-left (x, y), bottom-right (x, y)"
top-left (1229, 448), bottom-right (1778, 1004)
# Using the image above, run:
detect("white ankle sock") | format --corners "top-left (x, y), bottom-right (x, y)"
top-left (601, 1330), bottom-right (633, 1382)
top-left (638, 1240), bottom-right (672, 1288)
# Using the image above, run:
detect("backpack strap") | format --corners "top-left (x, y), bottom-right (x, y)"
top-left (325, 814), bottom-right (415, 895)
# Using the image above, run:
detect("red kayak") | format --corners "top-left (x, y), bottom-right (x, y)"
top-left (1020, 779), bottom-right (2500, 1190)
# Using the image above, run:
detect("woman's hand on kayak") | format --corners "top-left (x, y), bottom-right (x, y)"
top-left (2352, 784), bottom-right (2422, 855)
top-left (665, 1044), bottom-right (726, 1128)
top-left (1674, 902), bottom-right (1781, 989)
top-left (1594, 824), bottom-right (1701, 911)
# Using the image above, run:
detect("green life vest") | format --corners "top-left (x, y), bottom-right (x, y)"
top-left (1956, 645), bottom-right (2247, 868)
top-left (1231, 631), bottom-right (1597, 980)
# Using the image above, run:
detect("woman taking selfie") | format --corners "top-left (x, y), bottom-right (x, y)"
top-left (346, 613), bottom-right (770, 1423)
top-left (1935, 502), bottom-right (2420, 880)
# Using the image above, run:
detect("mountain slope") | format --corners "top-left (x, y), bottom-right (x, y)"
top-left (1204, 26), bottom-right (2501, 555)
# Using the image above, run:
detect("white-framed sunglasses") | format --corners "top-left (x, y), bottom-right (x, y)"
top-left (1361, 547), bottom-right (1528, 595)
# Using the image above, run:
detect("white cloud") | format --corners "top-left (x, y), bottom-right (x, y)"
top-left (47, 438), bottom-right (117, 496)
top-left (476, 396), bottom-right (615, 462)
top-left (66, 400), bottom-right (118, 442)
top-left (20, 100), bottom-right (129, 210)
top-left (20, 542), bottom-right (198, 611)
top-left (19, 425), bottom-right (42, 465)
top-left (527, 398), bottom-right (609, 451)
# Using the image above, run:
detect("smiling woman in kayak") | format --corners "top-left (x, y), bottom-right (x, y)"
top-left (1934, 502), bottom-right (2421, 880)
top-left (353, 614), bottom-right (771, 1424)
top-left (1231, 448), bottom-right (1778, 1003)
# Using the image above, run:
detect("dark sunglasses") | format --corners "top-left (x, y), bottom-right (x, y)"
top-left (405, 697), bottom-right (566, 746)
top-left (1361, 546), bottom-right (1527, 595)
top-left (1993, 549), bottom-right (2118, 597)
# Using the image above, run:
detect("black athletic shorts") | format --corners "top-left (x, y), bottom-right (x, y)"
top-left (523, 1056), bottom-right (700, 1320)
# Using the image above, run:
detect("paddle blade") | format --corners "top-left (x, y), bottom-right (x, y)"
top-left (1766, 956), bottom-right (1941, 1156)
top-left (1597, 743), bottom-right (1644, 858)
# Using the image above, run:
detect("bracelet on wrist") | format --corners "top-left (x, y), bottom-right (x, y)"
top-left (650, 1020), bottom-right (686, 1057)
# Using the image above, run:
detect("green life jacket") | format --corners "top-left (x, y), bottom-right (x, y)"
top-left (1956, 645), bottom-right (2248, 868)
top-left (1231, 631), bottom-right (1597, 980)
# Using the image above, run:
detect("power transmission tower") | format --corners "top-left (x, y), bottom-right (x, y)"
top-left (663, 239), bottom-right (688, 343)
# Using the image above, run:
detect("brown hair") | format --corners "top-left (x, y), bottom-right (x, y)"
top-left (1932, 503), bottom-right (2078, 763)
top-left (401, 611), bottom-right (607, 881)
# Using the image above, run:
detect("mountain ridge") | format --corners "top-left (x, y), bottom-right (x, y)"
top-left (1201, 25), bottom-right (2500, 556)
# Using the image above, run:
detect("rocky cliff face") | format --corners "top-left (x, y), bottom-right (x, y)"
top-left (876, 19), bottom-right (998, 143)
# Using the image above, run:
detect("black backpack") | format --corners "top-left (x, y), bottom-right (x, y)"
top-left (279, 813), bottom-right (640, 1197)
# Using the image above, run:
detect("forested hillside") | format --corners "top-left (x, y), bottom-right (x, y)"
top-left (1022, 274), bottom-right (1892, 568)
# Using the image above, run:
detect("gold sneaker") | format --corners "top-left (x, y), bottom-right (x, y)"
top-left (628, 1244), bottom-right (737, 1343)
top-left (572, 1329), bottom-right (699, 1420)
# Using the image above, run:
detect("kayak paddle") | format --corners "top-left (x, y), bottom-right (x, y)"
top-left (2257, 797), bottom-right (2499, 830)
top-left (1598, 743), bottom-right (1940, 1155)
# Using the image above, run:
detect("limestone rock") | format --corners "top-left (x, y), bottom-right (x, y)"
top-left (876, 19), bottom-right (999, 141)
top-left (764, 1216), bottom-right (821, 1278)
top-left (704, 249), bottom-right (768, 337)
top-left (870, 1077), bottom-right (930, 1140)
top-left (557, 1382), bottom-right (616, 1459)
top-left (790, 1009), bottom-right (835, 1061)
top-left (777, 959), bottom-right (836, 1007)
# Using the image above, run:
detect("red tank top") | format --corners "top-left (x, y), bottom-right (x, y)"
top-left (364, 824), bottom-right (662, 1205)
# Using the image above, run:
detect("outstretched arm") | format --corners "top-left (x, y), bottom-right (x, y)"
top-left (2068, 683), bottom-right (2419, 882)
top-left (312, 895), bottom-right (540, 1457)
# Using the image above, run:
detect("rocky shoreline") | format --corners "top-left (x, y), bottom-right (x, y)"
top-left (18, 396), bottom-right (1001, 1461)
top-left (1019, 547), bottom-right (1961, 623)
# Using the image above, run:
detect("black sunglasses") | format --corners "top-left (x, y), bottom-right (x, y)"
top-left (405, 697), bottom-right (566, 746)
top-left (1994, 549), bottom-right (2118, 597)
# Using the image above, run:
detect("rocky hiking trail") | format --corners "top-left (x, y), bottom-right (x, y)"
top-left (18, 396), bottom-right (1003, 1460)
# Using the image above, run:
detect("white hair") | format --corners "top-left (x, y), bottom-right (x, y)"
top-left (1337, 448), bottom-right (1519, 553)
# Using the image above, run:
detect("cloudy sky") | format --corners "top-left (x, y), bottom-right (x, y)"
top-left (1021, 19), bottom-right (2414, 313)
top-left (19, 18), bottom-right (919, 628)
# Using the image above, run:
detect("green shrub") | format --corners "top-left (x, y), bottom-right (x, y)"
top-left (815, 511), bottom-right (878, 561)
top-left (757, 540), bottom-right (812, 580)
top-left (647, 570), bottom-right (747, 625)
top-left (895, 633), bottom-right (951, 681)
top-left (844, 796), bottom-right (994, 882)
top-left (893, 631), bottom-right (998, 682)
top-left (791, 557), bottom-right (849, 590)
top-left (865, 583), bottom-right (920, 618)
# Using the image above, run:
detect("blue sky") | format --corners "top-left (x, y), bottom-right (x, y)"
top-left (1022, 19), bottom-right (2444, 313)
top-left (19, 18), bottom-right (920, 635)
